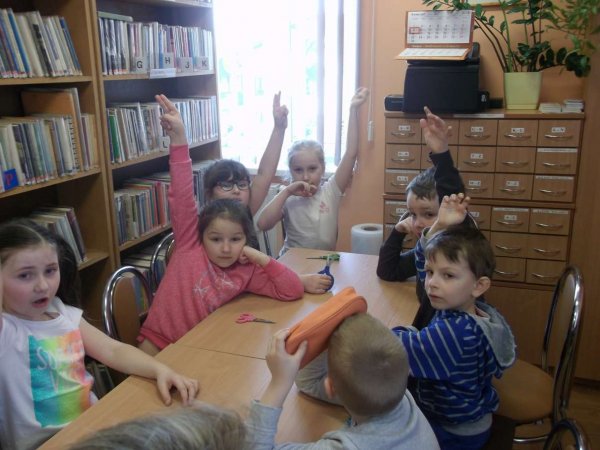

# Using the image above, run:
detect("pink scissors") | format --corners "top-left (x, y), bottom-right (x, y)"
top-left (236, 313), bottom-right (276, 324)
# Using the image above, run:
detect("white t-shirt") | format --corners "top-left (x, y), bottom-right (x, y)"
top-left (0, 298), bottom-right (95, 450)
top-left (282, 175), bottom-right (343, 252)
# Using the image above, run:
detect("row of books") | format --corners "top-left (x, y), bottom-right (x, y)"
top-left (0, 8), bottom-right (81, 79)
top-left (122, 242), bottom-right (167, 295)
top-left (0, 88), bottom-right (98, 192)
top-left (98, 11), bottom-right (214, 76)
top-left (106, 96), bottom-right (218, 164)
top-left (28, 205), bottom-right (87, 264)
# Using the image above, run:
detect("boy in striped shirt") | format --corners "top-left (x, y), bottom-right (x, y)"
top-left (395, 194), bottom-right (516, 450)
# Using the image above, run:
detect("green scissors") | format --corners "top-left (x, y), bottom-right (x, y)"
top-left (307, 253), bottom-right (340, 261)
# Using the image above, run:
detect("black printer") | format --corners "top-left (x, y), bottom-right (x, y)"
top-left (402, 43), bottom-right (487, 113)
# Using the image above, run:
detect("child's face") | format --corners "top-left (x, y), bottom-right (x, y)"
top-left (406, 191), bottom-right (439, 236)
top-left (1, 244), bottom-right (60, 321)
top-left (210, 179), bottom-right (251, 207)
top-left (289, 149), bottom-right (325, 189)
top-left (202, 217), bottom-right (247, 268)
top-left (424, 251), bottom-right (482, 314)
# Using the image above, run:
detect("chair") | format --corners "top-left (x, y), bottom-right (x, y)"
top-left (102, 266), bottom-right (154, 346)
top-left (493, 265), bottom-right (585, 443)
top-left (149, 232), bottom-right (175, 292)
top-left (543, 418), bottom-right (591, 450)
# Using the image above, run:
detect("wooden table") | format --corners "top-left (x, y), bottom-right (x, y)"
top-left (40, 248), bottom-right (418, 449)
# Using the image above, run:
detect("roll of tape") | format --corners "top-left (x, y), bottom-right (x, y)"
top-left (351, 223), bottom-right (383, 255)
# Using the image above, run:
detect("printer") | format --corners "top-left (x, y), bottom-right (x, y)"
top-left (402, 43), bottom-right (487, 113)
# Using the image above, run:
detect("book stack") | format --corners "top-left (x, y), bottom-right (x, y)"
top-left (29, 206), bottom-right (86, 264)
top-left (97, 12), bottom-right (214, 75)
top-left (0, 8), bottom-right (82, 79)
top-left (539, 102), bottom-right (563, 113)
top-left (192, 160), bottom-right (216, 210)
top-left (562, 99), bottom-right (584, 113)
top-left (122, 242), bottom-right (166, 293)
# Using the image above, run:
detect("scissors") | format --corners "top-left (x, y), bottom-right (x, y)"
top-left (236, 313), bottom-right (275, 324)
top-left (318, 254), bottom-right (335, 291)
top-left (307, 253), bottom-right (340, 261)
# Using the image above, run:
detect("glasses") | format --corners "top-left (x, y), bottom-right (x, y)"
top-left (216, 180), bottom-right (250, 191)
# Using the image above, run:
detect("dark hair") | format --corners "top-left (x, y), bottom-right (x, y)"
top-left (327, 313), bottom-right (409, 417)
top-left (406, 167), bottom-right (437, 200)
top-left (424, 225), bottom-right (496, 279)
top-left (0, 218), bottom-right (82, 307)
top-left (198, 199), bottom-right (255, 243)
top-left (203, 160), bottom-right (251, 201)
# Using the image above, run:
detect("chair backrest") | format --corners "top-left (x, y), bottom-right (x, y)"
top-left (149, 232), bottom-right (175, 291)
top-left (541, 265), bottom-right (584, 423)
top-left (102, 266), bottom-right (153, 346)
top-left (543, 418), bottom-right (590, 450)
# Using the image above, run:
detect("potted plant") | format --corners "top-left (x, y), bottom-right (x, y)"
top-left (421, 0), bottom-right (600, 109)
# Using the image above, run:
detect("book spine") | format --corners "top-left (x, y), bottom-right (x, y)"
top-left (58, 17), bottom-right (80, 74)
top-left (6, 8), bottom-right (30, 76)
top-left (27, 12), bottom-right (53, 76)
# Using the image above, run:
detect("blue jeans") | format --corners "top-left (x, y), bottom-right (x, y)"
top-left (430, 423), bottom-right (491, 450)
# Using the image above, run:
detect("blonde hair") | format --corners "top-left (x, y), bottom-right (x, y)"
top-left (287, 140), bottom-right (325, 170)
top-left (327, 313), bottom-right (409, 417)
top-left (69, 402), bottom-right (246, 450)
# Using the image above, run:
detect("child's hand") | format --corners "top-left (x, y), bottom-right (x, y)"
top-left (286, 181), bottom-right (317, 198)
top-left (420, 106), bottom-right (451, 154)
top-left (238, 245), bottom-right (271, 267)
top-left (300, 273), bottom-right (333, 294)
top-left (350, 87), bottom-right (369, 109)
top-left (434, 193), bottom-right (470, 231)
top-left (266, 329), bottom-right (307, 388)
top-left (273, 91), bottom-right (289, 129)
top-left (155, 366), bottom-right (199, 406)
top-left (155, 94), bottom-right (188, 146)
top-left (395, 215), bottom-right (413, 234)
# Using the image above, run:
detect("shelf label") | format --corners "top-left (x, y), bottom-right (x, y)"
top-left (149, 68), bottom-right (177, 79)
top-left (469, 180), bottom-right (481, 187)
top-left (551, 126), bottom-right (566, 134)
top-left (196, 56), bottom-right (210, 70)
top-left (160, 136), bottom-right (170, 150)
top-left (471, 126), bottom-right (484, 133)
top-left (470, 152), bottom-right (484, 159)
top-left (132, 57), bottom-right (147, 73)
top-left (161, 52), bottom-right (175, 69)
top-left (178, 57), bottom-right (193, 73)
top-left (506, 180), bottom-right (520, 187)
top-left (511, 127), bottom-right (525, 134)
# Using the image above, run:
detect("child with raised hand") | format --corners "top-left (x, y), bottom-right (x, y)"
top-left (137, 95), bottom-right (303, 356)
top-left (0, 219), bottom-right (198, 450)
top-left (377, 107), bottom-right (468, 329)
top-left (394, 201), bottom-right (516, 450)
top-left (246, 313), bottom-right (439, 449)
top-left (256, 87), bottom-right (370, 254)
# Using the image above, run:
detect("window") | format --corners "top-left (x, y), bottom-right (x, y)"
top-left (214, 0), bottom-right (359, 171)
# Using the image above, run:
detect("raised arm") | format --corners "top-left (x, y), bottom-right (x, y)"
top-left (333, 87), bottom-right (369, 193)
top-left (248, 92), bottom-right (289, 216)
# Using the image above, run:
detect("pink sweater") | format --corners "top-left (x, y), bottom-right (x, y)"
top-left (139, 145), bottom-right (303, 349)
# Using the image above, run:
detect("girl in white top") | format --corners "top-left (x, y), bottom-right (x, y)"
top-left (0, 219), bottom-right (198, 450)
top-left (257, 87), bottom-right (369, 257)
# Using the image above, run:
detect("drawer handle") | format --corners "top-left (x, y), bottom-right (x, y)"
top-left (494, 244), bottom-right (522, 253)
top-left (495, 220), bottom-right (524, 226)
top-left (463, 160), bottom-right (489, 167)
top-left (500, 187), bottom-right (526, 194)
top-left (534, 222), bottom-right (563, 230)
top-left (494, 269), bottom-right (520, 278)
top-left (391, 131), bottom-right (416, 138)
top-left (533, 247), bottom-right (561, 256)
top-left (464, 133), bottom-right (491, 140)
top-left (542, 162), bottom-right (571, 169)
top-left (544, 133), bottom-right (573, 140)
top-left (504, 133), bottom-right (532, 140)
top-left (538, 189), bottom-right (567, 196)
top-left (391, 157), bottom-right (415, 163)
top-left (531, 273), bottom-right (559, 281)
top-left (501, 160), bottom-right (529, 167)
top-left (465, 186), bottom-right (488, 193)
top-left (390, 181), bottom-right (409, 187)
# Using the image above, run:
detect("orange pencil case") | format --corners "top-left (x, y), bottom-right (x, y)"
top-left (285, 286), bottom-right (368, 368)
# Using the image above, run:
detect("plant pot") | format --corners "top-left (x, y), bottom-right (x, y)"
top-left (503, 72), bottom-right (542, 110)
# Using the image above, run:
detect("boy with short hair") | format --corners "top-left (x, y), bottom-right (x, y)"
top-left (246, 313), bottom-right (440, 449)
top-left (395, 194), bottom-right (516, 450)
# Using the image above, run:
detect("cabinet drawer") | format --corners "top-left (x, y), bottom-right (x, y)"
top-left (535, 148), bottom-right (578, 175)
top-left (491, 232), bottom-right (528, 258)
top-left (468, 204), bottom-right (491, 230)
top-left (537, 120), bottom-right (581, 147)
top-left (481, 229), bottom-right (491, 241)
top-left (384, 200), bottom-right (407, 223)
top-left (384, 169), bottom-right (419, 194)
top-left (421, 146), bottom-right (458, 169)
top-left (491, 207), bottom-right (530, 232)
top-left (385, 144), bottom-right (421, 169)
top-left (529, 208), bottom-right (571, 235)
top-left (527, 235), bottom-right (568, 260)
top-left (463, 173), bottom-right (494, 198)
top-left (386, 118), bottom-right (421, 144)
top-left (532, 176), bottom-right (575, 202)
top-left (493, 257), bottom-right (526, 282)
top-left (459, 120), bottom-right (498, 146)
top-left (497, 119), bottom-right (538, 146)
top-left (495, 147), bottom-right (536, 173)
top-left (493, 174), bottom-right (533, 200)
top-left (457, 146), bottom-right (496, 172)
top-left (526, 260), bottom-right (565, 285)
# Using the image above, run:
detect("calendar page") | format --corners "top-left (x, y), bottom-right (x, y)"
top-left (406, 10), bottom-right (473, 45)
